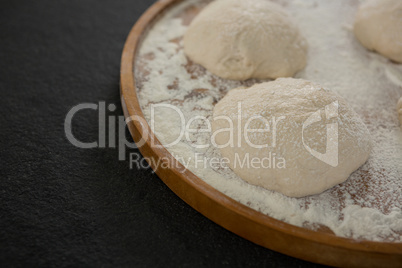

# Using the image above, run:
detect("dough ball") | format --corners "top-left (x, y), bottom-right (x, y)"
top-left (211, 78), bottom-right (372, 197)
top-left (183, 0), bottom-right (308, 80)
top-left (354, 0), bottom-right (402, 63)
top-left (398, 97), bottom-right (402, 126)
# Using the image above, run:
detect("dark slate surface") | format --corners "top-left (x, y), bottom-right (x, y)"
top-left (0, 0), bottom-right (326, 267)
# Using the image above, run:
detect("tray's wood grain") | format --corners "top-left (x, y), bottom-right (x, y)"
top-left (120, 0), bottom-right (402, 266)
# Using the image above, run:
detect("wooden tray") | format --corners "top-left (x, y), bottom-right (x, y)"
top-left (120, 0), bottom-right (402, 266)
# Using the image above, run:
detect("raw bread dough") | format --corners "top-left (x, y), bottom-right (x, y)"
top-left (183, 0), bottom-right (307, 80)
top-left (398, 97), bottom-right (402, 126)
top-left (211, 78), bottom-right (372, 197)
top-left (354, 0), bottom-right (402, 63)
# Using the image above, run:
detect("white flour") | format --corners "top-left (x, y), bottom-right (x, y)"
top-left (135, 0), bottom-right (402, 242)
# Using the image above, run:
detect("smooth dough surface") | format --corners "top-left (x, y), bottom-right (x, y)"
top-left (354, 0), bottom-right (402, 63)
top-left (184, 0), bottom-right (307, 80)
top-left (212, 78), bottom-right (372, 197)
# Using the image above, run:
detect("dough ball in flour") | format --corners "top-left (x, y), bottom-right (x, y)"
top-left (354, 0), bottom-right (402, 63)
top-left (183, 0), bottom-right (307, 80)
top-left (211, 78), bottom-right (372, 197)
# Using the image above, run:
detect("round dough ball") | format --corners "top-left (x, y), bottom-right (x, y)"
top-left (211, 78), bottom-right (372, 197)
top-left (183, 0), bottom-right (308, 80)
top-left (354, 0), bottom-right (402, 63)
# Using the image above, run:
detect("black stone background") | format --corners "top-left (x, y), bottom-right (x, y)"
top-left (0, 0), bottom-right (327, 267)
